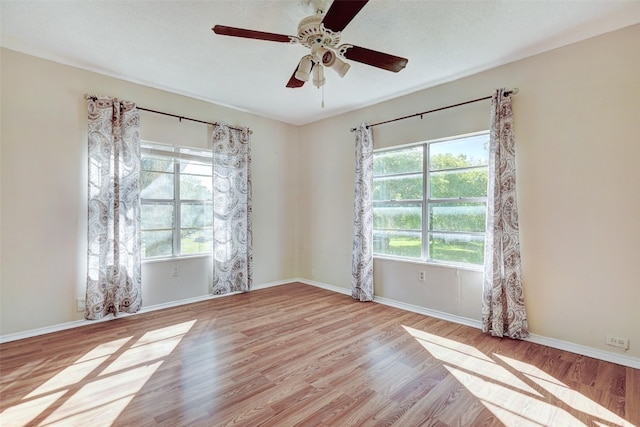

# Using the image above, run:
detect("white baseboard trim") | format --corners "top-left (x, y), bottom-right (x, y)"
top-left (251, 278), bottom-right (297, 290)
top-left (0, 293), bottom-right (231, 344)
top-left (525, 334), bottom-right (640, 369)
top-left (374, 295), bottom-right (483, 330)
top-left (0, 278), bottom-right (299, 344)
top-left (138, 292), bottom-right (238, 314)
top-left (296, 278), bottom-right (352, 296)
top-left (1, 318), bottom-right (101, 344)
top-left (299, 279), bottom-right (640, 369)
top-left (3, 278), bottom-right (639, 369)
top-left (296, 278), bottom-right (481, 329)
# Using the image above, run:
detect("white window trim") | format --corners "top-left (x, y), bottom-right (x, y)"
top-left (373, 131), bottom-right (489, 268)
top-left (141, 141), bottom-right (213, 260)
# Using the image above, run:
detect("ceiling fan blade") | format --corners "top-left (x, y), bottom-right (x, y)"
top-left (286, 66), bottom-right (306, 88)
top-left (213, 25), bottom-right (294, 43)
top-left (340, 45), bottom-right (408, 72)
top-left (286, 59), bottom-right (318, 88)
top-left (321, 0), bottom-right (369, 32)
top-left (286, 73), bottom-right (305, 88)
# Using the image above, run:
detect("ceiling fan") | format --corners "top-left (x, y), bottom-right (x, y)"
top-left (212, 0), bottom-right (408, 89)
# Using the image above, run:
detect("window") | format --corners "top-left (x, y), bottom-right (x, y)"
top-left (141, 142), bottom-right (213, 259)
top-left (373, 132), bottom-right (489, 266)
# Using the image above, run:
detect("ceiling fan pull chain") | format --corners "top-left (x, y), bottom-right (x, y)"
top-left (322, 84), bottom-right (325, 108)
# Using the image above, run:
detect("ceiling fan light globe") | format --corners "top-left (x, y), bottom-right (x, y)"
top-left (295, 56), bottom-right (313, 82)
top-left (319, 48), bottom-right (334, 65)
top-left (295, 69), bottom-right (310, 82)
top-left (330, 58), bottom-right (350, 78)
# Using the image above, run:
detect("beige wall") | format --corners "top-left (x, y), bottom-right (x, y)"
top-left (2, 24), bottom-right (639, 361)
top-left (297, 24), bottom-right (640, 359)
top-left (0, 48), bottom-right (299, 335)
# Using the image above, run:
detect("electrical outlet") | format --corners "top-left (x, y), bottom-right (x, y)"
top-left (606, 334), bottom-right (629, 349)
top-left (418, 271), bottom-right (426, 282)
top-left (171, 266), bottom-right (179, 277)
top-left (76, 297), bottom-right (86, 312)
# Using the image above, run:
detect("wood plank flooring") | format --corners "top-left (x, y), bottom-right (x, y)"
top-left (1, 282), bottom-right (637, 426)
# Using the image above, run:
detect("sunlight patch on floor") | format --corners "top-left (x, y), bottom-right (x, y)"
top-left (402, 325), bottom-right (635, 427)
top-left (402, 325), bottom-right (540, 396)
top-left (25, 338), bottom-right (132, 399)
top-left (0, 320), bottom-right (196, 427)
top-left (446, 365), bottom-right (584, 426)
top-left (39, 361), bottom-right (163, 426)
top-left (101, 334), bottom-right (185, 375)
top-left (130, 320), bottom-right (195, 348)
top-left (495, 354), bottom-right (633, 427)
top-left (0, 392), bottom-right (66, 426)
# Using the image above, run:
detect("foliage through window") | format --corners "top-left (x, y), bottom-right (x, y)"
top-left (141, 142), bottom-right (213, 258)
top-left (373, 133), bottom-right (489, 266)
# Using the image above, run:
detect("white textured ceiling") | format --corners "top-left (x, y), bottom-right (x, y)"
top-left (1, 0), bottom-right (639, 125)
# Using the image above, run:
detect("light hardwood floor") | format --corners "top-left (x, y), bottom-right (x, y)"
top-left (1, 282), bottom-right (638, 426)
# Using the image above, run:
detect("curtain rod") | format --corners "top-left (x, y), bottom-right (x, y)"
top-left (349, 88), bottom-right (518, 132)
top-left (137, 107), bottom-right (252, 134)
top-left (85, 95), bottom-right (252, 134)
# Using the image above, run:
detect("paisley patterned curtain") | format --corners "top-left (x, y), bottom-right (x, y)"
top-left (86, 96), bottom-right (142, 320)
top-left (482, 89), bottom-right (529, 339)
top-left (211, 124), bottom-right (252, 295)
top-left (351, 123), bottom-right (374, 302)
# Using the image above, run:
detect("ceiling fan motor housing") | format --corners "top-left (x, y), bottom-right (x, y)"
top-left (297, 13), bottom-right (340, 49)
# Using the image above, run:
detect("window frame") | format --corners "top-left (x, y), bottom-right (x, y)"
top-left (372, 131), bottom-right (489, 270)
top-left (140, 141), bottom-right (213, 260)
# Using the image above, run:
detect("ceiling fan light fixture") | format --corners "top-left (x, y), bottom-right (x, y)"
top-left (329, 56), bottom-right (350, 78)
top-left (212, 0), bottom-right (408, 90)
top-left (314, 46), bottom-right (330, 63)
top-left (294, 55), bottom-right (313, 82)
top-left (316, 47), bottom-right (350, 78)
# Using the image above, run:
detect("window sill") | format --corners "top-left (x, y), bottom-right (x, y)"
top-left (142, 254), bottom-right (213, 264)
top-left (373, 255), bottom-right (484, 273)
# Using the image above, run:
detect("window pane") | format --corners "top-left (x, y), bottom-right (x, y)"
top-left (141, 171), bottom-right (174, 199)
top-left (141, 203), bottom-right (174, 230)
top-left (141, 156), bottom-right (174, 173)
top-left (180, 174), bottom-right (212, 200)
top-left (429, 202), bottom-right (486, 232)
top-left (429, 232), bottom-right (484, 265)
top-left (142, 230), bottom-right (173, 258)
top-left (430, 134), bottom-right (489, 171)
top-left (181, 147), bottom-right (213, 160)
top-left (373, 174), bottom-right (422, 201)
top-left (429, 168), bottom-right (487, 199)
top-left (374, 146), bottom-right (423, 176)
top-left (140, 154), bottom-right (173, 172)
top-left (373, 231), bottom-right (421, 258)
top-left (179, 160), bottom-right (211, 176)
top-left (181, 202), bottom-right (213, 228)
top-left (181, 228), bottom-right (213, 255)
top-left (374, 202), bottom-right (422, 230)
